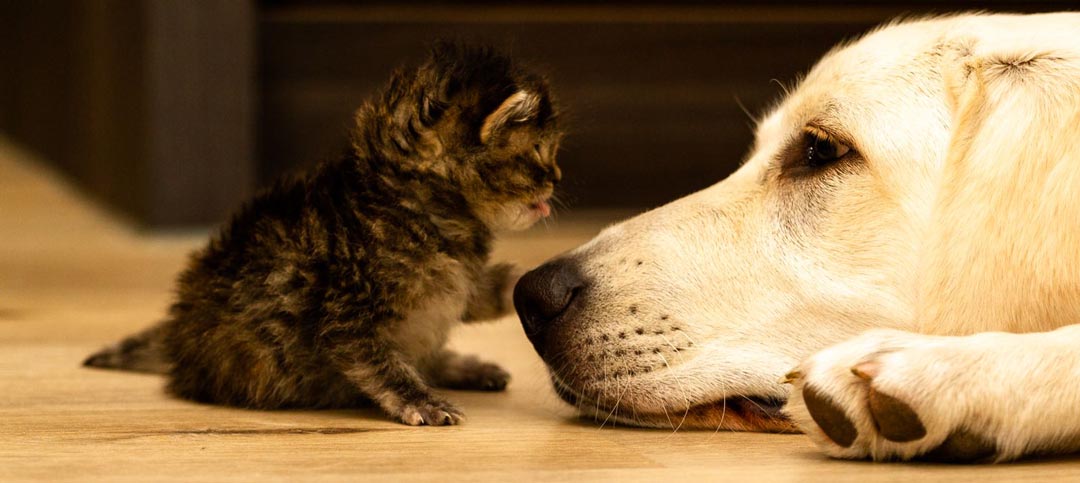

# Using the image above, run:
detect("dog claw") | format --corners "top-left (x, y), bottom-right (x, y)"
top-left (850, 361), bottom-right (880, 380)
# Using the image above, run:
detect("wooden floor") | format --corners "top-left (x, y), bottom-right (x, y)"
top-left (4, 139), bottom-right (1080, 481)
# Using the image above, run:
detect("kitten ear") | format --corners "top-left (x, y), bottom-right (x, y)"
top-left (479, 91), bottom-right (541, 144)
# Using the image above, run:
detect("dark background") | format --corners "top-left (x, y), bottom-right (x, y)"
top-left (1, 1), bottom-right (1073, 228)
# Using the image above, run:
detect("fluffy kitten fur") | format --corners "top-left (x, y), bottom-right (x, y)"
top-left (84, 43), bottom-right (562, 425)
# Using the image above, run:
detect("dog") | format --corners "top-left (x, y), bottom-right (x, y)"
top-left (513, 12), bottom-right (1080, 463)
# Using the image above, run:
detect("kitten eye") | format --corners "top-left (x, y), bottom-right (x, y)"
top-left (805, 131), bottom-right (850, 168)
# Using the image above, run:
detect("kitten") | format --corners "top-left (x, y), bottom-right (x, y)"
top-left (84, 42), bottom-right (562, 425)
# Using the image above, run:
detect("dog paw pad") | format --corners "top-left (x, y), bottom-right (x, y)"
top-left (920, 430), bottom-right (997, 463)
top-left (867, 387), bottom-right (926, 442)
top-left (802, 384), bottom-right (858, 447)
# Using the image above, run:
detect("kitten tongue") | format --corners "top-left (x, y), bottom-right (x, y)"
top-left (535, 200), bottom-right (552, 217)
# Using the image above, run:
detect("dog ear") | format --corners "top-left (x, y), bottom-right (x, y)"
top-left (918, 40), bottom-right (1080, 335)
top-left (479, 90), bottom-right (541, 144)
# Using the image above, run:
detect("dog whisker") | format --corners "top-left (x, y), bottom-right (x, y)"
top-left (740, 394), bottom-right (770, 415)
top-left (712, 380), bottom-right (731, 436)
top-left (659, 334), bottom-right (686, 363)
top-left (673, 378), bottom-right (692, 435)
top-left (674, 329), bottom-right (698, 347)
top-left (653, 351), bottom-right (691, 435)
top-left (648, 351), bottom-right (677, 430)
top-left (597, 350), bottom-right (625, 429)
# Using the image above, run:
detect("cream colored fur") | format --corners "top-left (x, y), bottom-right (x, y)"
top-left (556, 12), bottom-right (1080, 461)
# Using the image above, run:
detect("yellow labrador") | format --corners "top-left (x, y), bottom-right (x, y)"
top-left (514, 12), bottom-right (1080, 463)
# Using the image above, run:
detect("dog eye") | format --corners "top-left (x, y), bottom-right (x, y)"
top-left (805, 131), bottom-right (850, 168)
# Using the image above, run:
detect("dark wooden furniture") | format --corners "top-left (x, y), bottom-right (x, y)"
top-left (1, 1), bottom-right (254, 226)
top-left (1, 2), bottom-right (1072, 227)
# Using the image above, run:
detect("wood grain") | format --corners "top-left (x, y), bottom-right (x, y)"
top-left (3, 138), bottom-right (1080, 481)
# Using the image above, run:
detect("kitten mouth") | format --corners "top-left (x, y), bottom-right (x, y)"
top-left (529, 199), bottom-right (552, 218)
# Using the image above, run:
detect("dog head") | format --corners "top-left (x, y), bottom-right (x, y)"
top-left (514, 13), bottom-right (1080, 431)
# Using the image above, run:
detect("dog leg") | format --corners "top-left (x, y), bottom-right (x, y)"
top-left (784, 325), bottom-right (1080, 462)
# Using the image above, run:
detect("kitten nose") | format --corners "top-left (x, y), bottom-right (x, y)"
top-left (513, 258), bottom-right (585, 349)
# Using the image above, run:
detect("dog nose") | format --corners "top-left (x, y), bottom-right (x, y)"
top-left (513, 258), bottom-right (585, 344)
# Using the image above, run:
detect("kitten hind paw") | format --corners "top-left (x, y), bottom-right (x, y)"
top-left (463, 361), bottom-right (510, 391)
top-left (433, 355), bottom-right (510, 391)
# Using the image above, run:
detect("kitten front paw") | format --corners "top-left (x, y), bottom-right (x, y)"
top-left (396, 398), bottom-right (465, 426)
top-left (481, 262), bottom-right (523, 319)
top-left (497, 263), bottom-right (526, 316)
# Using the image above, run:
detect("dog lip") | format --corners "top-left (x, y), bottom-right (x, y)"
top-left (631, 396), bottom-right (794, 432)
top-left (733, 395), bottom-right (790, 422)
top-left (551, 375), bottom-right (793, 432)
top-left (550, 373), bottom-right (579, 406)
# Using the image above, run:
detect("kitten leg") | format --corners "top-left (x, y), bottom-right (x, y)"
top-left (330, 343), bottom-right (464, 426)
top-left (462, 262), bottom-right (521, 322)
top-left (426, 350), bottom-right (510, 391)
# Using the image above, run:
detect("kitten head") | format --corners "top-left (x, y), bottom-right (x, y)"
top-left (359, 42), bottom-right (563, 232)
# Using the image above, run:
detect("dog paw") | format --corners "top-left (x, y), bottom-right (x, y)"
top-left (783, 329), bottom-right (1010, 463)
top-left (396, 398), bottom-right (465, 426)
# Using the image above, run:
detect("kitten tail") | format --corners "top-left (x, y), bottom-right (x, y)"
top-left (83, 324), bottom-right (170, 374)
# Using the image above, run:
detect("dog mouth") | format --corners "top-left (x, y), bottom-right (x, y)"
top-left (551, 374), bottom-right (797, 433)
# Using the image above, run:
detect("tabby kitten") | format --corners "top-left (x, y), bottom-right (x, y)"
top-left (84, 43), bottom-right (562, 425)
